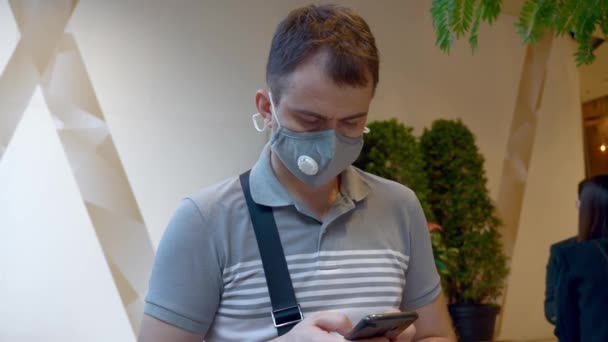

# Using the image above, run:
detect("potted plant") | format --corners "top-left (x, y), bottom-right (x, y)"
top-left (354, 119), bottom-right (452, 276)
top-left (420, 119), bottom-right (508, 342)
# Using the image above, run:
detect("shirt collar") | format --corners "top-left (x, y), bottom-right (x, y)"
top-left (249, 144), bottom-right (370, 207)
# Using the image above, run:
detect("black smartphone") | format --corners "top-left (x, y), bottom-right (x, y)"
top-left (344, 311), bottom-right (418, 340)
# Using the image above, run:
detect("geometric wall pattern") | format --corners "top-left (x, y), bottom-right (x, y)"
top-left (0, 0), bottom-right (153, 334)
top-left (496, 34), bottom-right (553, 259)
top-left (494, 34), bottom-right (553, 335)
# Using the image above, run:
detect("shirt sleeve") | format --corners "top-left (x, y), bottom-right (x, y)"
top-left (400, 191), bottom-right (442, 311)
top-left (143, 198), bottom-right (223, 335)
top-left (554, 251), bottom-right (580, 341)
top-left (544, 246), bottom-right (559, 324)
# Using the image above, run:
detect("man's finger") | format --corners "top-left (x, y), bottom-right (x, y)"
top-left (312, 312), bottom-right (353, 336)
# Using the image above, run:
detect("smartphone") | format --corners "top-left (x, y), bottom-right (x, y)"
top-left (344, 311), bottom-right (418, 340)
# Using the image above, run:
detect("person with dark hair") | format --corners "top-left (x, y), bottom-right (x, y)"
top-left (544, 179), bottom-right (587, 325)
top-left (139, 5), bottom-right (455, 342)
top-left (553, 175), bottom-right (608, 341)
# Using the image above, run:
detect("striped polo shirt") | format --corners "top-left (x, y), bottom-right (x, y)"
top-left (144, 144), bottom-right (441, 341)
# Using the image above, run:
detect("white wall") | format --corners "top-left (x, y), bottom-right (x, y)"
top-left (361, 2), bottom-right (526, 202)
top-left (0, 0), bottom-right (584, 340)
top-left (0, 89), bottom-right (135, 342)
top-left (70, 0), bottom-right (276, 248)
top-left (0, 0), bottom-right (15, 77)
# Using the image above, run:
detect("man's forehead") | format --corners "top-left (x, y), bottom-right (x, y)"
top-left (282, 90), bottom-right (371, 118)
top-left (281, 77), bottom-right (373, 116)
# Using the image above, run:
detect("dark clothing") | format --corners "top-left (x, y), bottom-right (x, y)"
top-left (554, 238), bottom-right (608, 342)
top-left (545, 237), bottom-right (577, 324)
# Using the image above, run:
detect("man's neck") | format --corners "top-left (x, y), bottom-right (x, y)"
top-left (270, 150), bottom-right (339, 220)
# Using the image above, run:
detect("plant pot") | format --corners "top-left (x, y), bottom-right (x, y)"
top-left (449, 304), bottom-right (500, 342)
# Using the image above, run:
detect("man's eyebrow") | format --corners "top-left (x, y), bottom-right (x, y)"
top-left (342, 112), bottom-right (368, 120)
top-left (289, 108), bottom-right (327, 120)
top-left (289, 108), bottom-right (367, 120)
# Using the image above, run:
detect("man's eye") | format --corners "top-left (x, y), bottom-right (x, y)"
top-left (300, 117), bottom-right (320, 125)
top-left (343, 119), bottom-right (361, 126)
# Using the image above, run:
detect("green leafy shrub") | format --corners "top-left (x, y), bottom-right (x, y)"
top-left (354, 119), bottom-right (450, 275)
top-left (420, 119), bottom-right (508, 304)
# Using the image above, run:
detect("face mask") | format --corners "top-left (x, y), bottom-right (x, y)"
top-left (252, 92), bottom-right (367, 188)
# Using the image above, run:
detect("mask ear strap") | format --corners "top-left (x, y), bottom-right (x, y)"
top-left (252, 113), bottom-right (266, 132)
top-left (268, 92), bottom-right (282, 129)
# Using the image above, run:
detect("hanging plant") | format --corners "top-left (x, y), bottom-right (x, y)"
top-left (431, 0), bottom-right (607, 65)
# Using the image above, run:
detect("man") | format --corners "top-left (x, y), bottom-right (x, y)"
top-left (139, 5), bottom-right (455, 342)
top-left (544, 179), bottom-right (587, 325)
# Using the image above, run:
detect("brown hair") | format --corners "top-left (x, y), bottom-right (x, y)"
top-left (266, 4), bottom-right (379, 104)
top-left (578, 175), bottom-right (608, 241)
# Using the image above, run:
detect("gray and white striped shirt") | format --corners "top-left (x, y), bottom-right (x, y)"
top-left (144, 144), bottom-right (441, 341)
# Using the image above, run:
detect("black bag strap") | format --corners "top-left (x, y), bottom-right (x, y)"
top-left (239, 171), bottom-right (303, 336)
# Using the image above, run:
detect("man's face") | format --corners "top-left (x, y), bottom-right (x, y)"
top-left (268, 52), bottom-right (374, 138)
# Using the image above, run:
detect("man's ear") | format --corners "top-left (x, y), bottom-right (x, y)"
top-left (255, 90), bottom-right (274, 128)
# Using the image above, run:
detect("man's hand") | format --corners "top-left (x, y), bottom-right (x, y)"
top-left (390, 323), bottom-right (416, 342)
top-left (272, 311), bottom-right (391, 342)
